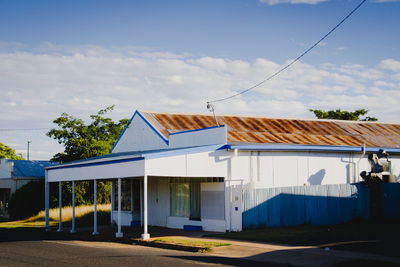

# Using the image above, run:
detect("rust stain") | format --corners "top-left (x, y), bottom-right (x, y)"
top-left (142, 111), bottom-right (400, 148)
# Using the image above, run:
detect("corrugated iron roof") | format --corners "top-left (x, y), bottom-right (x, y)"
top-left (140, 111), bottom-right (400, 148)
top-left (10, 160), bottom-right (54, 177)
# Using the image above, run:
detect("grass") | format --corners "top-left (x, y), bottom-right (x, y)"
top-left (152, 237), bottom-right (231, 252)
top-left (0, 204), bottom-right (111, 229)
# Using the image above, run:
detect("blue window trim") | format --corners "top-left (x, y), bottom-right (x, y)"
top-left (169, 125), bottom-right (225, 136)
top-left (47, 157), bottom-right (145, 170)
top-left (111, 110), bottom-right (169, 152)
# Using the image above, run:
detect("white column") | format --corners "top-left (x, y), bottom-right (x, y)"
top-left (141, 175), bottom-right (150, 240)
top-left (110, 180), bottom-right (114, 224)
top-left (93, 179), bottom-right (99, 235)
top-left (45, 171), bottom-right (50, 231)
top-left (57, 181), bottom-right (63, 232)
top-left (140, 180), bottom-right (143, 226)
top-left (70, 181), bottom-right (76, 233)
top-left (116, 178), bottom-right (123, 238)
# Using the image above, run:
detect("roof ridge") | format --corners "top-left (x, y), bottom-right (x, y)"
top-left (138, 110), bottom-right (399, 125)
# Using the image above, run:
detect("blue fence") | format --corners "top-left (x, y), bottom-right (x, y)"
top-left (243, 183), bottom-right (371, 229)
top-left (243, 183), bottom-right (400, 229)
top-left (382, 183), bottom-right (400, 219)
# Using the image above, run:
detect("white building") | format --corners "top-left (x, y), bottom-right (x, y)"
top-left (45, 110), bottom-right (400, 238)
top-left (0, 159), bottom-right (53, 216)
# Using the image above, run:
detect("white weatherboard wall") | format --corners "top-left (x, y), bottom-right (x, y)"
top-left (112, 114), bottom-right (168, 153)
top-left (145, 150), bottom-right (228, 178)
top-left (169, 126), bottom-right (227, 149)
top-left (228, 150), bottom-right (400, 188)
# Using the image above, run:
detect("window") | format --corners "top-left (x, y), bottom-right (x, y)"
top-left (170, 180), bottom-right (201, 220)
top-left (132, 179), bottom-right (141, 213)
top-left (113, 180), bottom-right (131, 211)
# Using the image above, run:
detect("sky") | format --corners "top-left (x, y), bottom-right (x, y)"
top-left (0, 0), bottom-right (399, 160)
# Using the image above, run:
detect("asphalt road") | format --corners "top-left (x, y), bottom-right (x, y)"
top-left (0, 240), bottom-right (280, 267)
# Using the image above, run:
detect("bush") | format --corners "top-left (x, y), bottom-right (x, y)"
top-left (8, 180), bottom-right (45, 220)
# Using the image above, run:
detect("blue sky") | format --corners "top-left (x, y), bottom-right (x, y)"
top-left (0, 0), bottom-right (399, 159)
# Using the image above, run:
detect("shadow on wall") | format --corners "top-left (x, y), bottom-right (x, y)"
top-left (307, 169), bottom-right (326, 185)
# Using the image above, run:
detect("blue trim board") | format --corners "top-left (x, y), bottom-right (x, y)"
top-left (111, 110), bottom-right (169, 152)
top-left (169, 125), bottom-right (225, 136)
top-left (228, 144), bottom-right (400, 154)
top-left (47, 157), bottom-right (144, 170)
top-left (111, 111), bottom-right (136, 152)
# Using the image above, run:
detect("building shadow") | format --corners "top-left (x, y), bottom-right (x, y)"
top-left (307, 169), bottom-right (326, 185)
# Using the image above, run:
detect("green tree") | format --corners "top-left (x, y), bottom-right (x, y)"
top-left (309, 109), bottom-right (378, 121)
top-left (0, 142), bottom-right (24, 160)
top-left (47, 105), bottom-right (129, 207)
top-left (47, 105), bottom-right (129, 163)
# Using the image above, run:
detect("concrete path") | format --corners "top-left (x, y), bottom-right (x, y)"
top-left (161, 236), bottom-right (400, 266)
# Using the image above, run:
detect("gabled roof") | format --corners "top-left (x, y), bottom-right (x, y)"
top-left (140, 111), bottom-right (400, 148)
top-left (10, 160), bottom-right (54, 177)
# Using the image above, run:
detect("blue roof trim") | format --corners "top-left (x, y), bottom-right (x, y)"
top-left (227, 144), bottom-right (400, 154)
top-left (47, 157), bottom-right (144, 170)
top-left (111, 111), bottom-right (137, 153)
top-left (169, 125), bottom-right (225, 136)
top-left (111, 110), bottom-right (169, 153)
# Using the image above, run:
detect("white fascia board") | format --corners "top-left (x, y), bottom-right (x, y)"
top-left (169, 125), bottom-right (227, 149)
top-left (47, 158), bottom-right (145, 182)
top-left (46, 154), bottom-right (143, 170)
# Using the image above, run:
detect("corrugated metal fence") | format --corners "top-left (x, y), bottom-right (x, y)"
top-left (243, 183), bottom-right (399, 229)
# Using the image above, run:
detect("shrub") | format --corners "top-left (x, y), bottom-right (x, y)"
top-left (8, 180), bottom-right (45, 220)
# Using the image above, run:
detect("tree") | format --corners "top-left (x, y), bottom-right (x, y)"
top-left (309, 109), bottom-right (378, 121)
top-left (46, 105), bottom-right (129, 207)
top-left (47, 105), bottom-right (129, 163)
top-left (0, 142), bottom-right (24, 160)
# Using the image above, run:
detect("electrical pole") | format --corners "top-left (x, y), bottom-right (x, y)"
top-left (27, 140), bottom-right (32, 160)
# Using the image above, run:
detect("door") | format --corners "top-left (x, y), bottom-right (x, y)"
top-left (230, 182), bottom-right (242, 231)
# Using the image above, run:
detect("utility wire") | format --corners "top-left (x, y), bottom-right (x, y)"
top-left (0, 127), bottom-right (51, 132)
top-left (207, 0), bottom-right (367, 104)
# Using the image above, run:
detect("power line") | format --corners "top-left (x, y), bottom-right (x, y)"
top-left (0, 127), bottom-right (51, 132)
top-left (207, 0), bottom-right (367, 105)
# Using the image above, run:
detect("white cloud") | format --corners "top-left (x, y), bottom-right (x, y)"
top-left (260, 0), bottom-right (328, 5)
top-left (0, 44), bottom-right (399, 160)
top-left (380, 59), bottom-right (400, 72)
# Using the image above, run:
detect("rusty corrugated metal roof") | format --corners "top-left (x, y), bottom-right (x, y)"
top-left (140, 111), bottom-right (400, 148)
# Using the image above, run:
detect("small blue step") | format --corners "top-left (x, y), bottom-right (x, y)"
top-left (183, 225), bottom-right (202, 231)
top-left (130, 221), bottom-right (141, 226)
